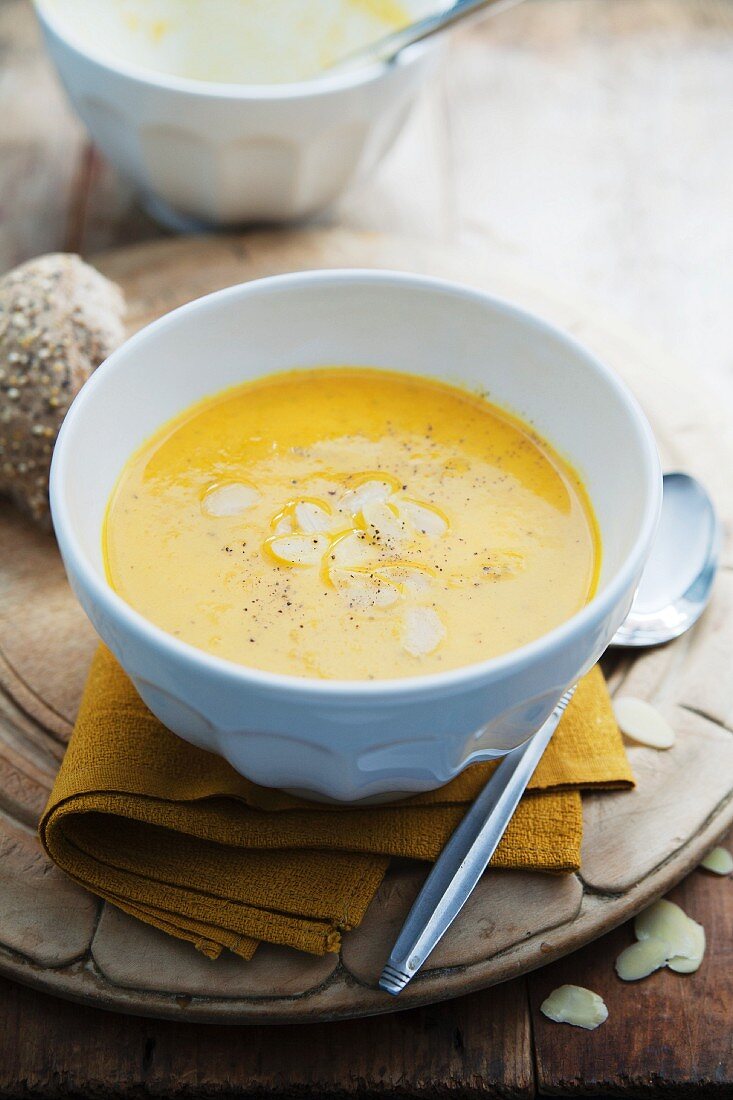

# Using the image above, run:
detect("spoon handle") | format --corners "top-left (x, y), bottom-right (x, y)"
top-left (334, 0), bottom-right (527, 71)
top-left (379, 686), bottom-right (576, 996)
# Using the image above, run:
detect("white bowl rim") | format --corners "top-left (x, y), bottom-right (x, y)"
top-left (33, 0), bottom-right (433, 100)
top-left (50, 268), bottom-right (662, 701)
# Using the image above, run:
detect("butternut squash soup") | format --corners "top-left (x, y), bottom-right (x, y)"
top-left (104, 368), bottom-right (600, 680)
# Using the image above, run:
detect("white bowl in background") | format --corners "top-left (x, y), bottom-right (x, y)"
top-left (34, 0), bottom-right (439, 228)
top-left (50, 271), bottom-right (661, 801)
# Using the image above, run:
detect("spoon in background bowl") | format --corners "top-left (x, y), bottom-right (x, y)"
top-left (380, 472), bottom-right (721, 995)
top-left (325, 0), bottom-right (528, 73)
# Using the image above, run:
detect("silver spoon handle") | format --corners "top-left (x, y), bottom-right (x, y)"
top-left (335, 0), bottom-right (526, 71)
top-left (379, 686), bottom-right (576, 996)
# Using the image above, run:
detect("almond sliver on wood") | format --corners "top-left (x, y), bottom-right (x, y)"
top-left (634, 899), bottom-right (698, 958)
top-left (615, 936), bottom-right (670, 981)
top-left (267, 533), bottom-right (330, 566)
top-left (402, 607), bottom-right (445, 657)
top-left (613, 696), bottom-right (676, 749)
top-left (540, 985), bottom-right (608, 1030)
top-left (700, 846), bottom-right (733, 875)
top-left (667, 918), bottom-right (706, 973)
top-left (202, 482), bottom-right (260, 517)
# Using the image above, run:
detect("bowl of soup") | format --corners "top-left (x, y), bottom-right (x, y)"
top-left (34, 0), bottom-right (440, 227)
top-left (50, 271), bottom-right (661, 801)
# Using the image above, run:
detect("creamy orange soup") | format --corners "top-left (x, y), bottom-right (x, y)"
top-left (104, 368), bottom-right (600, 679)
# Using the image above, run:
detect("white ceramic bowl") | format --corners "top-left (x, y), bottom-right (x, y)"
top-left (50, 271), bottom-right (661, 801)
top-left (34, 0), bottom-right (438, 228)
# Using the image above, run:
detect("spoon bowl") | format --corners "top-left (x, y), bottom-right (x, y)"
top-left (610, 472), bottom-right (721, 648)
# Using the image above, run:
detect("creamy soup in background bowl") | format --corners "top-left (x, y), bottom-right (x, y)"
top-left (50, 271), bottom-right (661, 801)
top-left (35, 0), bottom-right (442, 226)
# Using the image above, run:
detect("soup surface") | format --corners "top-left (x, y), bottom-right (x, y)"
top-left (104, 368), bottom-right (600, 680)
top-left (41, 0), bottom-right (436, 84)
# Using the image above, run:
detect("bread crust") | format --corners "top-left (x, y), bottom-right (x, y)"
top-left (0, 253), bottom-right (126, 527)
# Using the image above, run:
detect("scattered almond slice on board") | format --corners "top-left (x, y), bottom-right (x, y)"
top-left (202, 482), bottom-right (260, 517)
top-left (613, 696), bottom-right (676, 749)
top-left (540, 985), bottom-right (608, 1030)
top-left (267, 533), bottom-right (330, 566)
top-left (402, 607), bottom-right (445, 657)
top-left (667, 919), bottom-right (706, 973)
top-left (615, 936), bottom-right (670, 981)
top-left (700, 846), bottom-right (733, 875)
top-left (616, 898), bottom-right (707, 979)
top-left (634, 899), bottom-right (698, 959)
top-left (392, 497), bottom-right (448, 538)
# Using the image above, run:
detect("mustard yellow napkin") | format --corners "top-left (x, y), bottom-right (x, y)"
top-left (40, 647), bottom-right (634, 959)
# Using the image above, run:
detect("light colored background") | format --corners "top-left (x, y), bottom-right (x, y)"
top-left (3, 0), bottom-right (732, 408)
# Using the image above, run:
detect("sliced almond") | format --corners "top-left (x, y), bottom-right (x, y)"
top-left (375, 564), bottom-right (433, 594)
top-left (330, 568), bottom-right (400, 610)
top-left (615, 936), bottom-right (670, 981)
top-left (393, 497), bottom-right (448, 538)
top-left (700, 846), bottom-right (733, 875)
top-left (337, 479), bottom-right (395, 517)
top-left (667, 918), bottom-right (706, 973)
top-left (328, 530), bottom-right (376, 569)
top-left (402, 606), bottom-right (445, 657)
top-left (634, 899), bottom-right (698, 959)
top-left (540, 985), bottom-right (608, 1030)
top-left (202, 482), bottom-right (259, 517)
top-left (613, 696), bottom-right (676, 749)
top-left (362, 500), bottom-right (409, 543)
top-left (266, 533), bottom-right (330, 566)
top-left (294, 500), bottom-right (333, 533)
top-left (273, 514), bottom-right (294, 535)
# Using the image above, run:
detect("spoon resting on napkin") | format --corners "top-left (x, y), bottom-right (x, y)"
top-left (40, 649), bottom-right (633, 959)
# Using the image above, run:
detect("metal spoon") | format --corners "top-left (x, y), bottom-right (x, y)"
top-left (380, 472), bottom-right (720, 995)
top-left (325, 0), bottom-right (527, 74)
top-left (610, 473), bottom-right (721, 648)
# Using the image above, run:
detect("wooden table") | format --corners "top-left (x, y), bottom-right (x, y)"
top-left (1, 0), bottom-right (732, 1094)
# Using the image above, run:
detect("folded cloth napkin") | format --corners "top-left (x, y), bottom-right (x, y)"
top-left (40, 646), bottom-right (634, 960)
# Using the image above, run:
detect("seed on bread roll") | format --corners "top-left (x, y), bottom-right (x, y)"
top-left (0, 253), bottom-right (126, 527)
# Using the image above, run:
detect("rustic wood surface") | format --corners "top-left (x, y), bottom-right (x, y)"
top-left (1, 0), bottom-right (732, 1094)
top-left (1, 830), bottom-right (729, 1098)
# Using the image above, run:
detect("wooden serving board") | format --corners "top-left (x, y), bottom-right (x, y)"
top-left (0, 229), bottom-right (731, 1024)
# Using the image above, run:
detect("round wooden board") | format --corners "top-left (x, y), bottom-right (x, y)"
top-left (1, 229), bottom-right (732, 1024)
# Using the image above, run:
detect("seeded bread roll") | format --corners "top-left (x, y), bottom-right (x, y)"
top-left (0, 254), bottom-right (126, 528)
